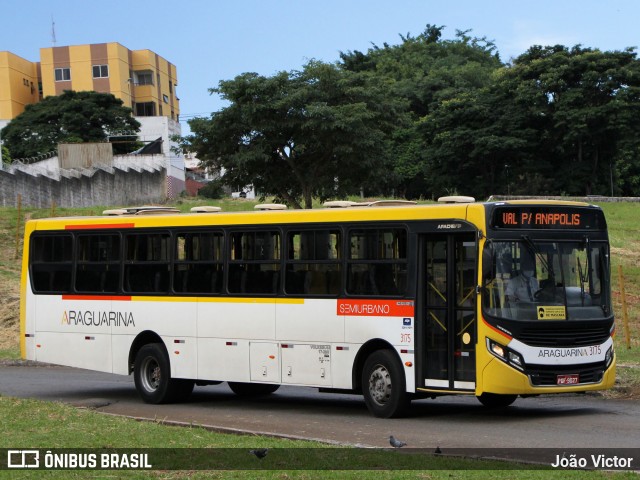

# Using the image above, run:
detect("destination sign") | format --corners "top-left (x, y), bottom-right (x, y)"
top-left (491, 207), bottom-right (605, 230)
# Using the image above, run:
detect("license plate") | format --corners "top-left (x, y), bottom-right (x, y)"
top-left (557, 374), bottom-right (579, 385)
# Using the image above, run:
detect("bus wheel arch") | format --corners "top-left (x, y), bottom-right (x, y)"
top-left (354, 340), bottom-right (411, 418)
top-left (128, 331), bottom-right (164, 375)
top-left (129, 332), bottom-right (194, 404)
top-left (352, 339), bottom-right (395, 393)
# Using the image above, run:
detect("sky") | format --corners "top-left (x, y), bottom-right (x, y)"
top-left (2, 0), bottom-right (639, 134)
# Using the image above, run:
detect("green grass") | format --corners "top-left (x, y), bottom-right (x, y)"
top-left (599, 203), bottom-right (640, 363)
top-left (0, 349), bottom-right (20, 360)
top-left (0, 396), bottom-right (635, 479)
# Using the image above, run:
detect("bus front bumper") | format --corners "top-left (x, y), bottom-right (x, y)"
top-left (480, 356), bottom-right (616, 395)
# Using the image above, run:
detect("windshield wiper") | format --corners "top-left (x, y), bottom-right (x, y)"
top-left (521, 235), bottom-right (553, 281)
top-left (576, 257), bottom-right (587, 306)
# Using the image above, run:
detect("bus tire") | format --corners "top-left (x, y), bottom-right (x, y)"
top-left (362, 349), bottom-right (410, 418)
top-left (228, 382), bottom-right (280, 396)
top-left (134, 343), bottom-right (185, 404)
top-left (477, 393), bottom-right (517, 408)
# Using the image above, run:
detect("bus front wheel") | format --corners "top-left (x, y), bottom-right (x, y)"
top-left (134, 343), bottom-right (193, 404)
top-left (477, 393), bottom-right (517, 408)
top-left (362, 350), bottom-right (410, 418)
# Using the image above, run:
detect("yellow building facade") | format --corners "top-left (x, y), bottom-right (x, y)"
top-left (1, 42), bottom-right (179, 121)
top-left (0, 51), bottom-right (40, 120)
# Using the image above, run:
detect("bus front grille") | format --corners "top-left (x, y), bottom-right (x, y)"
top-left (519, 324), bottom-right (610, 347)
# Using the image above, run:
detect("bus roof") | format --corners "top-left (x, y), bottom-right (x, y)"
top-left (23, 199), bottom-right (603, 232)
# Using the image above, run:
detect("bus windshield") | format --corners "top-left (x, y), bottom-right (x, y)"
top-left (483, 239), bottom-right (610, 321)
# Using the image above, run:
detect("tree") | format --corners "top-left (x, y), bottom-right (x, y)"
top-left (0, 90), bottom-right (141, 160)
top-left (419, 44), bottom-right (640, 198)
top-left (340, 25), bottom-right (503, 198)
top-left (421, 85), bottom-right (537, 199)
top-left (182, 61), bottom-right (406, 208)
top-left (505, 45), bottom-right (640, 195)
top-left (1, 144), bottom-right (11, 165)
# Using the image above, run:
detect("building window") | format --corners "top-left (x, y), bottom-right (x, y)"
top-left (134, 71), bottom-right (153, 86)
top-left (92, 65), bottom-right (109, 78)
top-left (135, 102), bottom-right (156, 116)
top-left (54, 68), bottom-right (71, 82)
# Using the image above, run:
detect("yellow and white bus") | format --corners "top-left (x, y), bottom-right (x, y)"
top-left (20, 198), bottom-right (616, 417)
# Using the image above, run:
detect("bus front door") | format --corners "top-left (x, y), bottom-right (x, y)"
top-left (420, 234), bottom-right (476, 392)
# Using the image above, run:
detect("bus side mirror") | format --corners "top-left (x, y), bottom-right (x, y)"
top-left (482, 247), bottom-right (494, 281)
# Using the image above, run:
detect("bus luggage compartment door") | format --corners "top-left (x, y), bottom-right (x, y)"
top-left (249, 342), bottom-right (281, 382)
top-left (281, 343), bottom-right (332, 386)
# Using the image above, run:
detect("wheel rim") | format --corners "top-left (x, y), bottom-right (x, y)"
top-left (368, 363), bottom-right (392, 406)
top-left (140, 356), bottom-right (161, 392)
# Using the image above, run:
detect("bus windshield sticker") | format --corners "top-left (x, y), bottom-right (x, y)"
top-left (536, 306), bottom-right (566, 320)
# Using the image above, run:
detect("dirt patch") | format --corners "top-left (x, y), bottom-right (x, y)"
top-left (0, 276), bottom-right (19, 351)
top-left (0, 208), bottom-right (22, 351)
top-left (0, 308), bottom-right (20, 350)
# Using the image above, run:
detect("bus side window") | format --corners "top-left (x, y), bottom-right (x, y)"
top-left (228, 231), bottom-right (281, 295)
top-left (124, 233), bottom-right (170, 294)
top-left (346, 229), bottom-right (407, 297)
top-left (75, 234), bottom-right (121, 293)
top-left (284, 230), bottom-right (342, 296)
top-left (31, 234), bottom-right (73, 293)
top-left (173, 232), bottom-right (223, 294)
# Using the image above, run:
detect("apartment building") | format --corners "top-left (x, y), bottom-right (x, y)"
top-left (0, 42), bottom-right (179, 122)
top-left (0, 51), bottom-right (40, 120)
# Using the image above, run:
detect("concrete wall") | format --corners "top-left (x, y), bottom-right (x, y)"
top-left (0, 163), bottom-right (166, 208)
top-left (58, 143), bottom-right (113, 169)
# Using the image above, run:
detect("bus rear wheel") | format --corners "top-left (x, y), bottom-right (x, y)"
top-left (477, 393), bottom-right (517, 408)
top-left (134, 343), bottom-right (193, 404)
top-left (362, 350), bottom-right (410, 418)
top-left (228, 382), bottom-right (280, 396)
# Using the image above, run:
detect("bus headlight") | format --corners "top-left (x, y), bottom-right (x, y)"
top-left (605, 347), bottom-right (613, 368)
top-left (489, 340), bottom-right (504, 358)
top-left (487, 338), bottom-right (525, 371)
top-left (508, 351), bottom-right (524, 369)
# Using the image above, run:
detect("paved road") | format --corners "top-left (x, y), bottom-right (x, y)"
top-left (1, 363), bottom-right (639, 452)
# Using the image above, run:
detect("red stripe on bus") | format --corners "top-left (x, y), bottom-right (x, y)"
top-left (65, 223), bottom-right (135, 230)
top-left (337, 299), bottom-right (415, 317)
top-left (482, 317), bottom-right (513, 341)
top-left (62, 295), bottom-right (132, 301)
